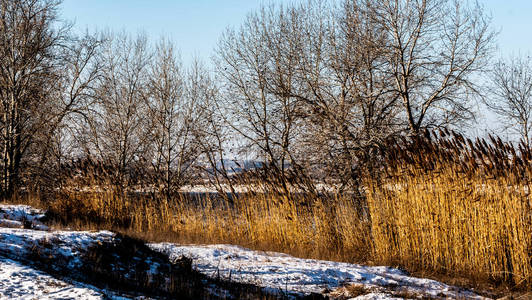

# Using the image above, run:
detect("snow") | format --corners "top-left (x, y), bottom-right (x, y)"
top-left (0, 227), bottom-right (115, 268)
top-left (350, 293), bottom-right (403, 300)
top-left (0, 204), bottom-right (49, 231)
top-left (177, 183), bottom-right (342, 193)
top-left (0, 225), bottom-right (148, 299)
top-left (150, 243), bottom-right (487, 299)
top-left (0, 204), bottom-right (488, 299)
top-left (0, 257), bottom-right (103, 299)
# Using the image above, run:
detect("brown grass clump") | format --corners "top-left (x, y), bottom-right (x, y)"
top-left (42, 187), bottom-right (371, 263)
top-left (366, 130), bottom-right (531, 289)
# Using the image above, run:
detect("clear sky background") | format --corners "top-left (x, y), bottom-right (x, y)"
top-left (60, 0), bottom-right (532, 61)
top-left (60, 0), bottom-right (532, 138)
top-left (61, 0), bottom-right (293, 62)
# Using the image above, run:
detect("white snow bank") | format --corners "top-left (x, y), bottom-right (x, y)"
top-left (0, 204), bottom-right (49, 230)
top-left (0, 257), bottom-right (102, 299)
top-left (150, 243), bottom-right (487, 299)
top-left (349, 292), bottom-right (403, 300)
top-left (0, 227), bottom-right (115, 269)
top-left (0, 227), bottom-right (163, 299)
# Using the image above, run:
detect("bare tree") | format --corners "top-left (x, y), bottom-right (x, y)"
top-left (375, 0), bottom-right (495, 134)
top-left (145, 40), bottom-right (203, 197)
top-left (31, 32), bottom-right (103, 188)
top-left (290, 0), bottom-right (400, 190)
top-left (82, 32), bottom-right (151, 186)
top-left (190, 60), bottom-right (237, 196)
top-left (215, 1), bottom-right (403, 191)
top-left (487, 55), bottom-right (532, 147)
top-left (215, 5), bottom-right (306, 192)
top-left (0, 0), bottom-right (69, 197)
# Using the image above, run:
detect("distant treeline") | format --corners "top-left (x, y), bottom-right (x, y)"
top-left (0, 0), bottom-right (530, 198)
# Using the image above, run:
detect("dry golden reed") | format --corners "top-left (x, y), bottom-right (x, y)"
top-left (45, 189), bottom-right (371, 263)
top-left (21, 129), bottom-right (531, 290)
top-left (366, 130), bottom-right (531, 288)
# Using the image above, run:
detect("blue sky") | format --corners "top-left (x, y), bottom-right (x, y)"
top-left (60, 0), bottom-right (532, 137)
top-left (61, 0), bottom-right (532, 62)
top-left (485, 0), bottom-right (532, 56)
top-left (61, 0), bottom-right (291, 62)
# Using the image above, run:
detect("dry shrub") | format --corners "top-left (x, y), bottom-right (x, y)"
top-left (33, 156), bottom-right (371, 263)
top-left (169, 192), bottom-right (371, 262)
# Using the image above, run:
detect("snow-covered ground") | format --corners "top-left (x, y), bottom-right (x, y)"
top-left (0, 204), bottom-right (488, 299)
top-left (177, 183), bottom-right (342, 193)
top-left (0, 257), bottom-right (103, 299)
top-left (0, 205), bottom-right (134, 299)
top-left (0, 204), bottom-right (49, 230)
top-left (150, 243), bottom-right (486, 299)
top-left (0, 204), bottom-right (115, 270)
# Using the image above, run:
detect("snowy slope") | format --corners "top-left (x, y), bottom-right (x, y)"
top-left (0, 257), bottom-right (103, 299)
top-left (150, 243), bottom-right (487, 299)
top-left (0, 226), bottom-right (115, 266)
top-left (0, 204), bottom-right (488, 299)
top-left (0, 204), bottom-right (49, 230)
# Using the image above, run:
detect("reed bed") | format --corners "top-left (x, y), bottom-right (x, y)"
top-left (21, 129), bottom-right (530, 291)
top-left (366, 130), bottom-right (531, 288)
top-left (43, 188), bottom-right (371, 263)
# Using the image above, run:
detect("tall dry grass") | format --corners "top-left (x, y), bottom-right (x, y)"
top-left (43, 187), bottom-right (371, 263)
top-left (366, 130), bottom-right (531, 288)
top-left (21, 129), bottom-right (530, 291)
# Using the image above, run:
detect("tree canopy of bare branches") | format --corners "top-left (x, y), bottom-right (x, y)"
top-left (0, 0), bottom-right (70, 197)
top-left (80, 32), bottom-right (152, 186)
top-left (487, 55), bottom-right (532, 147)
top-left (145, 41), bottom-right (205, 196)
top-left (375, 0), bottom-right (495, 134)
top-left (0, 0), bottom-right (500, 197)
